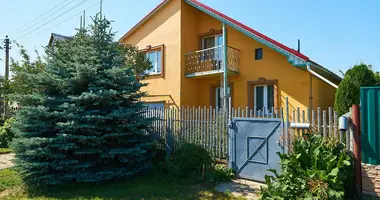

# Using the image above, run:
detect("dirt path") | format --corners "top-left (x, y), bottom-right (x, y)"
top-left (215, 179), bottom-right (264, 200)
top-left (0, 153), bottom-right (15, 170)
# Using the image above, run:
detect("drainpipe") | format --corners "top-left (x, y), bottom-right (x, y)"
top-left (309, 74), bottom-right (313, 121)
top-left (306, 62), bottom-right (338, 89)
top-left (222, 23), bottom-right (228, 112)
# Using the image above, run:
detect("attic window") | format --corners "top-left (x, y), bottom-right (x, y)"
top-left (255, 48), bottom-right (263, 60)
top-left (146, 50), bottom-right (162, 75)
top-left (142, 44), bottom-right (164, 77)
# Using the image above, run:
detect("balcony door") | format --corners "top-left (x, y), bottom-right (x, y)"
top-left (202, 35), bottom-right (223, 70)
top-left (202, 35), bottom-right (223, 49)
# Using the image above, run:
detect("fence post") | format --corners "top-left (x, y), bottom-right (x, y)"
top-left (166, 117), bottom-right (173, 157)
top-left (352, 105), bottom-right (362, 197)
top-left (285, 97), bottom-right (289, 153)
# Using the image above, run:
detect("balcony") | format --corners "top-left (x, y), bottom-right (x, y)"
top-left (185, 45), bottom-right (240, 78)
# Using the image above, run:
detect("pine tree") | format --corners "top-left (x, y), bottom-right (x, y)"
top-left (11, 16), bottom-right (154, 185)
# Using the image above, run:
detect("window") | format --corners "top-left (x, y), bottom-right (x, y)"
top-left (145, 50), bottom-right (162, 75)
top-left (254, 85), bottom-right (274, 112)
top-left (145, 102), bottom-right (164, 109)
top-left (216, 86), bottom-right (231, 109)
top-left (255, 48), bottom-right (263, 60)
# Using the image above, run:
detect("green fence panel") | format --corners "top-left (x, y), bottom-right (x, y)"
top-left (361, 87), bottom-right (380, 164)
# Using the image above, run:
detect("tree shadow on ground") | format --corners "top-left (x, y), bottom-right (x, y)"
top-left (22, 171), bottom-right (240, 200)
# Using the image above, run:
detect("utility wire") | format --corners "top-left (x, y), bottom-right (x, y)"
top-left (26, 1), bottom-right (102, 40)
top-left (15, 0), bottom-right (77, 35)
top-left (20, 0), bottom-right (89, 38)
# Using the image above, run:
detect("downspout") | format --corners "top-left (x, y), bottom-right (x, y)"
top-left (309, 74), bottom-right (313, 121)
top-left (306, 62), bottom-right (338, 89)
top-left (222, 23), bottom-right (228, 111)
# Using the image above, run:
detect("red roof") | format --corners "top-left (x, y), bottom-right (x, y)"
top-left (120, 0), bottom-right (309, 61)
top-left (188, 0), bottom-right (309, 61)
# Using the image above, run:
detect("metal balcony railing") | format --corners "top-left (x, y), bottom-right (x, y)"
top-left (185, 45), bottom-right (240, 77)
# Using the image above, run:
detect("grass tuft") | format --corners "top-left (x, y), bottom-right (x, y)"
top-left (0, 148), bottom-right (12, 154)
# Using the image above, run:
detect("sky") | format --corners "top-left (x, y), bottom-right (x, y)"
top-left (0, 0), bottom-right (379, 77)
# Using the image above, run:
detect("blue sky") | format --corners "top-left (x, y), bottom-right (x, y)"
top-left (0, 0), bottom-right (379, 76)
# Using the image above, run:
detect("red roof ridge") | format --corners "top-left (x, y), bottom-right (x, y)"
top-left (119, 0), bottom-right (309, 61)
top-left (187, 0), bottom-right (309, 61)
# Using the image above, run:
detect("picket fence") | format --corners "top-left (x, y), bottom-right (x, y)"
top-left (143, 103), bottom-right (352, 160)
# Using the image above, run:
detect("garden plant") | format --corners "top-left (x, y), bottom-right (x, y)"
top-left (260, 133), bottom-right (353, 200)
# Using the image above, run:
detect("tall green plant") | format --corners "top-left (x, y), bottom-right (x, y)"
top-left (260, 133), bottom-right (353, 200)
top-left (334, 63), bottom-right (377, 115)
top-left (0, 118), bottom-right (15, 148)
top-left (11, 16), bottom-right (154, 185)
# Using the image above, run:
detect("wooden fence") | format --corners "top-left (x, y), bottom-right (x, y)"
top-left (144, 103), bottom-right (352, 160)
top-left (145, 107), bottom-right (228, 160)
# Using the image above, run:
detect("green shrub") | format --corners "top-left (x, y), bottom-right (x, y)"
top-left (334, 63), bottom-right (378, 116)
top-left (204, 164), bottom-right (234, 184)
top-left (0, 118), bottom-right (15, 148)
top-left (167, 143), bottom-right (214, 178)
top-left (260, 133), bottom-right (353, 200)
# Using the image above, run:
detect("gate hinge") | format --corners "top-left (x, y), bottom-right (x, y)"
top-left (228, 122), bottom-right (233, 129)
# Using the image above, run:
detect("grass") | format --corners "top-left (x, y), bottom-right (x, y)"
top-left (0, 148), bottom-right (12, 154)
top-left (0, 168), bottom-right (22, 193)
top-left (0, 168), bottom-right (246, 200)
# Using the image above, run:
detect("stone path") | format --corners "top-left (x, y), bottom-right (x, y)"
top-left (215, 179), bottom-right (264, 200)
top-left (0, 153), bottom-right (15, 170)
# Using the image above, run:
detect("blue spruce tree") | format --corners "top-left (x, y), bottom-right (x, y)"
top-left (11, 16), bottom-right (154, 184)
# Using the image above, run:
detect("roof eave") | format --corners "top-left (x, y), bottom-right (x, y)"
top-left (118, 0), bottom-right (340, 84)
top-left (184, 0), bottom-right (309, 67)
top-left (310, 61), bottom-right (342, 84)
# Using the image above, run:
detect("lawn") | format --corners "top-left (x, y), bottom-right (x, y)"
top-left (0, 168), bottom-right (245, 200)
top-left (0, 168), bottom-right (22, 193)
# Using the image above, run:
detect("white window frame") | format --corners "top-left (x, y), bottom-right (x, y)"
top-left (201, 35), bottom-right (223, 50)
top-left (145, 50), bottom-right (162, 75)
top-left (254, 85), bottom-right (274, 113)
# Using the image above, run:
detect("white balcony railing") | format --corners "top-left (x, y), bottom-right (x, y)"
top-left (185, 45), bottom-right (240, 77)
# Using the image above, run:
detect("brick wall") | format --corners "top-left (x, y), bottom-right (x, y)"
top-left (362, 163), bottom-right (380, 197)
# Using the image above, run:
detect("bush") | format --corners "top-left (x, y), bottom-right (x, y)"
top-left (204, 164), bottom-right (234, 184)
top-left (260, 133), bottom-right (353, 200)
top-left (0, 118), bottom-right (15, 148)
top-left (334, 63), bottom-right (378, 115)
top-left (167, 143), bottom-right (214, 178)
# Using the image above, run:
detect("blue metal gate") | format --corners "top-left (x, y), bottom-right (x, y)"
top-left (228, 118), bottom-right (284, 182)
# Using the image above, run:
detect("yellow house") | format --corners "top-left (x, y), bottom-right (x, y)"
top-left (119, 0), bottom-right (341, 113)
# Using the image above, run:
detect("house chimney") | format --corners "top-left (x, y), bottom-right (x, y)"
top-left (297, 39), bottom-right (301, 52)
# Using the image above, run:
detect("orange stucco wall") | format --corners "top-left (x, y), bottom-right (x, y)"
top-left (180, 2), bottom-right (201, 107)
top-left (312, 76), bottom-right (337, 110)
top-left (121, 0), bottom-right (337, 112)
top-left (180, 3), bottom-right (314, 112)
top-left (121, 0), bottom-right (181, 108)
